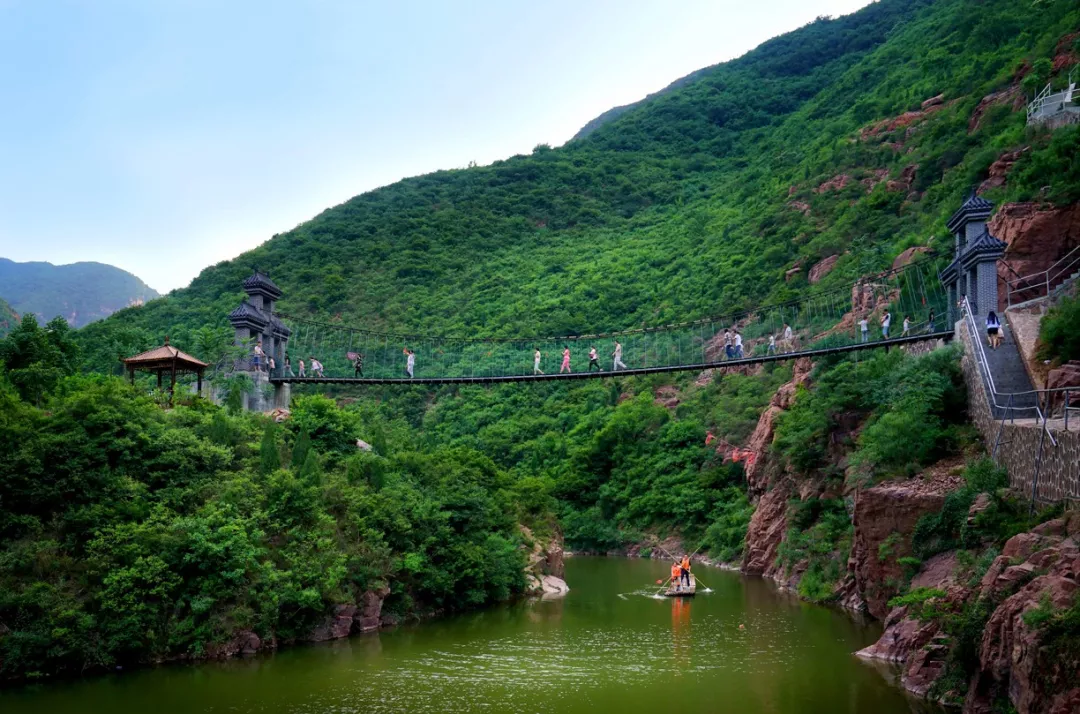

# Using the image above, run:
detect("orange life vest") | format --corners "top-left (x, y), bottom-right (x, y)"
top-left (681, 557), bottom-right (691, 571)
top-left (671, 564), bottom-right (681, 580)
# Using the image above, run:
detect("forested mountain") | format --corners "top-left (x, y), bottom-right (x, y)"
top-left (78, 0), bottom-right (1079, 364)
top-left (0, 258), bottom-right (158, 328)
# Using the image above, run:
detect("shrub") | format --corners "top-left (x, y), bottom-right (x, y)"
top-left (1036, 295), bottom-right (1080, 364)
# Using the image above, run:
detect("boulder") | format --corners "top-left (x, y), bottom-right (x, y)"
top-left (354, 584), bottom-right (390, 633)
top-left (540, 575), bottom-right (570, 596)
top-left (206, 630), bottom-right (263, 659)
top-left (808, 255), bottom-right (840, 284)
top-left (921, 94), bottom-right (945, 110)
top-left (305, 604), bottom-right (357, 642)
top-left (653, 385), bottom-right (680, 410)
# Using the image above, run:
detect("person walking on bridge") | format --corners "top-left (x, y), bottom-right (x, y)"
top-left (253, 341), bottom-right (264, 372)
top-left (926, 309), bottom-right (936, 334)
top-left (859, 316), bottom-right (870, 344)
top-left (881, 310), bottom-right (892, 339)
top-left (767, 334), bottom-right (777, 356)
top-left (588, 347), bottom-right (602, 372)
top-left (782, 324), bottom-right (793, 353)
top-left (353, 353), bottom-right (365, 378)
top-left (284, 354), bottom-right (294, 377)
top-left (404, 348), bottom-right (415, 378)
top-left (560, 347), bottom-right (571, 374)
top-left (680, 555), bottom-right (691, 586)
top-left (902, 315), bottom-right (911, 337)
top-left (734, 331), bottom-right (744, 359)
top-left (310, 357), bottom-right (324, 378)
top-left (723, 329), bottom-right (734, 360)
top-left (612, 340), bottom-right (627, 371)
top-left (533, 348), bottom-right (544, 375)
top-left (298, 358), bottom-right (306, 378)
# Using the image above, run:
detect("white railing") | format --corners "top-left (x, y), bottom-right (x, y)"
top-left (1005, 243), bottom-right (1080, 307)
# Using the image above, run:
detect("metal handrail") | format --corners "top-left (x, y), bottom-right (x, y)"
top-left (960, 297), bottom-right (1059, 445)
top-left (1005, 244), bottom-right (1080, 307)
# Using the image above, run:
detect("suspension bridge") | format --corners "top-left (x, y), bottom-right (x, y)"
top-left (261, 258), bottom-right (954, 386)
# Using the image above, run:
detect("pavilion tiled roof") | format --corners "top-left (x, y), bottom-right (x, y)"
top-left (122, 343), bottom-right (209, 368)
top-left (966, 227), bottom-right (1008, 255)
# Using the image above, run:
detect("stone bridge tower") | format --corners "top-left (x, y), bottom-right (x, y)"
top-left (940, 196), bottom-right (1007, 325)
top-left (228, 271), bottom-right (291, 410)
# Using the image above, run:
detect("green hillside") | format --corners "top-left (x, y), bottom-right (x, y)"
top-left (0, 259), bottom-right (158, 329)
top-left (0, 298), bottom-right (17, 338)
top-left (78, 0), bottom-right (1079, 366)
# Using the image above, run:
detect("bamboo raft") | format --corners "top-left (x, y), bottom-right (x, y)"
top-left (664, 574), bottom-right (696, 596)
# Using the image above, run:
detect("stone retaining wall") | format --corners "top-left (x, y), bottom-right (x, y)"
top-left (959, 321), bottom-right (1080, 503)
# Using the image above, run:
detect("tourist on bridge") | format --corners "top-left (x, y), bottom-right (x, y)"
top-left (881, 310), bottom-right (892, 339)
top-left (681, 555), bottom-right (691, 586)
top-left (612, 340), bottom-right (627, 371)
top-left (986, 311), bottom-right (1003, 350)
top-left (560, 347), bottom-right (571, 373)
top-left (734, 331), bottom-right (744, 359)
top-left (298, 358), bottom-right (306, 377)
top-left (253, 341), bottom-right (264, 371)
top-left (310, 357), bottom-right (324, 378)
top-left (404, 348), bottom-right (415, 378)
top-left (859, 316), bottom-right (870, 343)
top-left (902, 316), bottom-right (911, 337)
top-left (284, 353), bottom-right (294, 376)
top-left (767, 334), bottom-right (777, 355)
top-left (353, 353), bottom-right (365, 377)
top-left (926, 309), bottom-right (936, 334)
top-left (268, 356), bottom-right (275, 375)
top-left (534, 348), bottom-right (544, 375)
top-left (723, 329), bottom-right (734, 360)
top-left (588, 347), bottom-right (602, 372)
top-left (782, 323), bottom-right (793, 353)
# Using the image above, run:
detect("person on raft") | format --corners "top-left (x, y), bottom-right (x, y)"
top-left (671, 562), bottom-right (683, 592)
top-left (681, 555), bottom-right (691, 586)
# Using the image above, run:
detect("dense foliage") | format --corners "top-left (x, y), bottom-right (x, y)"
top-left (1036, 294), bottom-right (1080, 364)
top-left (0, 259), bottom-right (157, 329)
top-left (0, 298), bottom-right (17, 339)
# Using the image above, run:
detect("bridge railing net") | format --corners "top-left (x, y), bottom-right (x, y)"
top-left (275, 260), bottom-right (948, 381)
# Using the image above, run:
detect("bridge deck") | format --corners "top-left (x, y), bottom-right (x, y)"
top-left (270, 331), bottom-right (954, 386)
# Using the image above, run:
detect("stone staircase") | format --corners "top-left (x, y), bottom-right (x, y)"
top-left (975, 323), bottom-right (1040, 419)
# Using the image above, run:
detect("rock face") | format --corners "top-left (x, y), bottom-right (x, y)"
top-left (886, 164), bottom-right (918, 193)
top-left (523, 526), bottom-right (568, 596)
top-left (989, 202), bottom-right (1080, 308)
top-left (809, 255), bottom-right (840, 284)
top-left (306, 604), bottom-right (358, 642)
top-left (892, 246), bottom-right (929, 271)
top-left (860, 515), bottom-right (1080, 712)
top-left (742, 485), bottom-right (790, 576)
top-left (849, 478), bottom-right (955, 619)
top-left (355, 585), bottom-right (390, 632)
top-left (207, 630), bottom-right (265, 659)
top-left (861, 96), bottom-right (947, 139)
top-left (742, 357), bottom-right (812, 493)
top-left (969, 86), bottom-right (1024, 133)
top-left (977, 148), bottom-right (1029, 195)
top-left (816, 174), bottom-right (854, 193)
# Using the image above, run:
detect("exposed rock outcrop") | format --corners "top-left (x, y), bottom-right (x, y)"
top-left (742, 358), bottom-right (812, 493)
top-left (990, 202), bottom-right (1080, 309)
top-left (207, 630), bottom-right (266, 659)
top-left (808, 254), bottom-right (840, 284)
top-left (816, 174), bottom-right (854, 193)
top-left (886, 164), bottom-right (919, 193)
top-left (523, 525), bottom-right (568, 596)
top-left (861, 97), bottom-right (947, 139)
top-left (969, 86), bottom-right (1024, 133)
top-left (977, 148), bottom-right (1029, 195)
top-left (849, 475), bottom-right (959, 619)
top-left (892, 246), bottom-right (929, 270)
top-left (306, 604), bottom-right (358, 642)
top-left (742, 484), bottom-right (791, 576)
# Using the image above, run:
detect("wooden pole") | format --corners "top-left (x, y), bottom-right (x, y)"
top-left (170, 361), bottom-right (177, 406)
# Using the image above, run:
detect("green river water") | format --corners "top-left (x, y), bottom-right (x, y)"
top-left (0, 557), bottom-right (939, 713)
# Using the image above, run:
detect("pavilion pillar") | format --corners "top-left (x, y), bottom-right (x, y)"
top-left (157, 371), bottom-right (163, 390)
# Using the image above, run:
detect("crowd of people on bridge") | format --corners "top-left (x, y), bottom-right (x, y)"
top-left (258, 306), bottom-right (941, 380)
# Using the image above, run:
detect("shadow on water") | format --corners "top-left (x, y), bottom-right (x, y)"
top-left (0, 557), bottom-right (943, 714)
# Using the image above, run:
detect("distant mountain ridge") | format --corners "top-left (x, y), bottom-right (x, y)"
top-left (0, 258), bottom-right (158, 328)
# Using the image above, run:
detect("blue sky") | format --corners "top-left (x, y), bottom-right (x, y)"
top-left (0, 0), bottom-right (872, 293)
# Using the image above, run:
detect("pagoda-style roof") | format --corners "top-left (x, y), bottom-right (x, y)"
top-left (966, 227), bottom-right (1008, 255)
top-left (121, 340), bottom-right (209, 371)
top-left (946, 195), bottom-right (994, 233)
top-left (228, 300), bottom-right (269, 328)
top-left (270, 314), bottom-right (292, 337)
top-left (242, 270), bottom-right (282, 299)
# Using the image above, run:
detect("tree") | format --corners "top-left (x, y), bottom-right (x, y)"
top-left (0, 315), bottom-right (79, 404)
top-left (292, 430), bottom-right (312, 471)
top-left (260, 422), bottom-right (281, 474)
